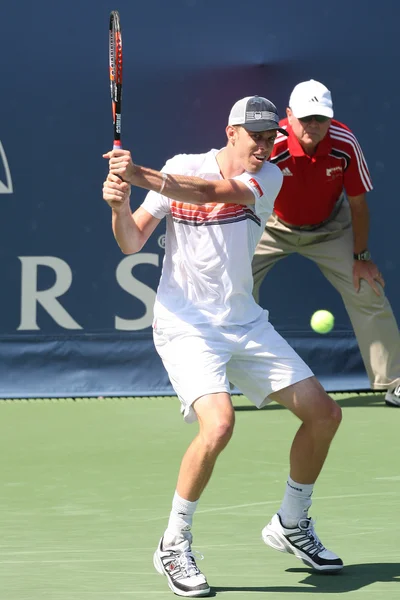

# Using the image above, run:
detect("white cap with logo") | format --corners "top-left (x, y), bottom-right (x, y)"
top-left (289, 80), bottom-right (334, 119)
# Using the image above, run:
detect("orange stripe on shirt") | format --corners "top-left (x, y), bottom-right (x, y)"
top-left (171, 202), bottom-right (246, 221)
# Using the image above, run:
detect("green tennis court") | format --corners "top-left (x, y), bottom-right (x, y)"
top-left (1, 393), bottom-right (399, 599)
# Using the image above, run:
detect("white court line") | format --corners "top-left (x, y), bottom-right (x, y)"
top-left (0, 541), bottom-right (261, 559)
top-left (0, 548), bottom-right (140, 556)
top-left (0, 558), bottom-right (162, 565)
top-left (140, 490), bottom-right (399, 521)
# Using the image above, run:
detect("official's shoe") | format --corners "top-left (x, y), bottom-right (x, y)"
top-left (262, 513), bottom-right (343, 572)
top-left (153, 536), bottom-right (210, 597)
top-left (385, 384), bottom-right (400, 407)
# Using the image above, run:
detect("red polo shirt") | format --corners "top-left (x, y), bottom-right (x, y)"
top-left (270, 118), bottom-right (373, 226)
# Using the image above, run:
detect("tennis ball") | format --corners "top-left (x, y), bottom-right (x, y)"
top-left (310, 310), bottom-right (334, 334)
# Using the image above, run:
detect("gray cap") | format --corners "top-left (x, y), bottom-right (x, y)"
top-left (228, 96), bottom-right (288, 136)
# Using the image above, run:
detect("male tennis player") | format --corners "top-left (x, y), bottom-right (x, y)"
top-left (103, 96), bottom-right (343, 598)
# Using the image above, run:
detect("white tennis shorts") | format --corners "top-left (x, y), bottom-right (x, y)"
top-left (153, 311), bottom-right (314, 423)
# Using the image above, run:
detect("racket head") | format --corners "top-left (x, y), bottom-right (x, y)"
top-left (109, 10), bottom-right (123, 149)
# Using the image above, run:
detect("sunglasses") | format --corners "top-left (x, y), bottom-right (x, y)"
top-left (299, 115), bottom-right (330, 123)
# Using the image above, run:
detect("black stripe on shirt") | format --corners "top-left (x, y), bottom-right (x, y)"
top-left (330, 148), bottom-right (351, 171)
top-left (270, 150), bottom-right (291, 165)
top-left (172, 210), bottom-right (261, 227)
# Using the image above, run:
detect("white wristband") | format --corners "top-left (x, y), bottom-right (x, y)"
top-left (159, 172), bottom-right (168, 195)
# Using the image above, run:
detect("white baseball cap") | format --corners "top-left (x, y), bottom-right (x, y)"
top-left (289, 80), bottom-right (334, 119)
top-left (228, 96), bottom-right (289, 136)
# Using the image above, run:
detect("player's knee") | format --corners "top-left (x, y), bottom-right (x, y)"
top-left (201, 416), bottom-right (235, 453)
top-left (328, 399), bottom-right (342, 430)
top-left (212, 417), bottom-right (235, 449)
top-left (314, 396), bottom-right (342, 435)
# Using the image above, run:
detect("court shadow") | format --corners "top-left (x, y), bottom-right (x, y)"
top-left (233, 392), bottom-right (386, 412)
top-left (334, 393), bottom-right (385, 408)
top-left (211, 562), bottom-right (400, 594)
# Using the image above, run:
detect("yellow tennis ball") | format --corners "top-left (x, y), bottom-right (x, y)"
top-left (310, 310), bottom-right (334, 334)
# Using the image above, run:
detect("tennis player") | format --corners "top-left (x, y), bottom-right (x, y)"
top-left (103, 96), bottom-right (343, 597)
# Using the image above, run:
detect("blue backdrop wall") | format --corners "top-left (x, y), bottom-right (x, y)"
top-left (0, 0), bottom-right (399, 397)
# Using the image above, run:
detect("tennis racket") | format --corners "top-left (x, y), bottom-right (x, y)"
top-left (109, 10), bottom-right (123, 149)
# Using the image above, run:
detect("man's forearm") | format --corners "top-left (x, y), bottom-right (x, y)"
top-left (128, 165), bottom-right (250, 206)
top-left (348, 195), bottom-right (369, 254)
top-left (112, 205), bottom-right (143, 254)
top-left (129, 165), bottom-right (211, 204)
top-left (106, 149), bottom-right (254, 205)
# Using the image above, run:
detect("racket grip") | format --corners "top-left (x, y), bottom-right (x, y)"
top-left (113, 141), bottom-right (122, 150)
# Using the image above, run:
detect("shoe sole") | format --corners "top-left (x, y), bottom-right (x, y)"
top-left (385, 400), bottom-right (400, 407)
top-left (153, 550), bottom-right (211, 597)
top-left (262, 526), bottom-right (343, 572)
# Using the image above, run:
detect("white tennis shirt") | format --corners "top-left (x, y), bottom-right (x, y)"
top-left (142, 149), bottom-right (283, 327)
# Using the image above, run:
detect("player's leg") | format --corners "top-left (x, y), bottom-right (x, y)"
top-left (152, 324), bottom-right (234, 597)
top-left (165, 392), bottom-right (235, 541)
top-left (270, 378), bottom-right (341, 528)
top-left (154, 392), bottom-right (234, 598)
top-left (271, 377), bottom-right (342, 484)
top-left (298, 202), bottom-right (400, 398)
top-left (251, 213), bottom-right (294, 303)
top-left (227, 315), bottom-right (343, 571)
top-left (264, 378), bottom-right (343, 572)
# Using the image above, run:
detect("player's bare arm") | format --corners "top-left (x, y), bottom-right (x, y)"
top-left (103, 174), bottom-right (160, 254)
top-left (103, 149), bottom-right (256, 206)
top-left (348, 193), bottom-right (385, 295)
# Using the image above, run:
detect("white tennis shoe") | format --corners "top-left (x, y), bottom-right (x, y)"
top-left (262, 513), bottom-right (343, 572)
top-left (153, 536), bottom-right (210, 597)
top-left (385, 383), bottom-right (400, 407)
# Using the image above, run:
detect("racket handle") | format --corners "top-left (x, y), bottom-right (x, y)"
top-left (112, 138), bottom-right (124, 181)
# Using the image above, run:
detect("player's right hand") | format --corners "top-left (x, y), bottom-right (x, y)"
top-left (103, 174), bottom-right (131, 212)
top-left (103, 149), bottom-right (136, 183)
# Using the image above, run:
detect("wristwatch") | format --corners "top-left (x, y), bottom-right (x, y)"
top-left (353, 249), bottom-right (371, 261)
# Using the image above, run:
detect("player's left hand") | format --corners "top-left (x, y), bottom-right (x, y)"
top-left (102, 173), bottom-right (131, 212)
top-left (103, 149), bottom-right (136, 183)
top-left (353, 259), bottom-right (385, 296)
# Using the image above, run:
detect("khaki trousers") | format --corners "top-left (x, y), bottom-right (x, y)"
top-left (252, 201), bottom-right (400, 390)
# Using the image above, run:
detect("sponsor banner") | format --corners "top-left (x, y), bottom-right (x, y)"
top-left (0, 0), bottom-right (398, 396)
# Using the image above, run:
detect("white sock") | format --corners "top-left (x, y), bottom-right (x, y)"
top-left (163, 491), bottom-right (198, 547)
top-left (278, 476), bottom-right (314, 528)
